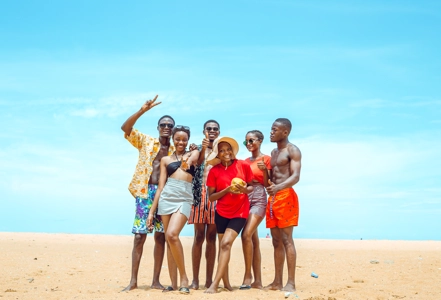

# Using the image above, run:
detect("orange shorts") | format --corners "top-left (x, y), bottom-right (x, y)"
top-left (266, 188), bottom-right (299, 229)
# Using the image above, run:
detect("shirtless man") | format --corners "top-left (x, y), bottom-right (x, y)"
top-left (121, 95), bottom-right (175, 291)
top-left (187, 120), bottom-right (220, 289)
top-left (265, 118), bottom-right (302, 293)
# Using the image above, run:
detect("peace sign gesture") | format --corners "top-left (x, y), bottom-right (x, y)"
top-left (141, 95), bottom-right (161, 113)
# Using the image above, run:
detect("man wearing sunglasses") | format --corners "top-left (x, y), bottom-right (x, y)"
top-left (187, 120), bottom-right (221, 290)
top-left (265, 118), bottom-right (302, 293)
top-left (121, 95), bottom-right (175, 291)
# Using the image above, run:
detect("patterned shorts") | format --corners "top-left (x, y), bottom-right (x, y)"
top-left (132, 185), bottom-right (164, 234)
top-left (188, 186), bottom-right (216, 225)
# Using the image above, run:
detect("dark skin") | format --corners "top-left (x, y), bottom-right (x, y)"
top-left (265, 121), bottom-right (301, 293)
top-left (120, 95), bottom-right (174, 291)
top-left (204, 142), bottom-right (254, 294)
top-left (241, 133), bottom-right (270, 289)
top-left (190, 122), bottom-right (220, 290)
top-left (148, 131), bottom-right (200, 291)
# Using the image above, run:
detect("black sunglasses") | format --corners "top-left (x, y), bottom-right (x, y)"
top-left (243, 138), bottom-right (259, 146)
top-left (205, 127), bottom-right (219, 132)
top-left (159, 123), bottom-right (174, 129)
top-left (175, 125), bottom-right (190, 131)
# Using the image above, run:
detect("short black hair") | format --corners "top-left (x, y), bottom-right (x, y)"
top-left (246, 130), bottom-right (264, 141)
top-left (158, 115), bottom-right (175, 125)
top-left (203, 119), bottom-right (220, 130)
top-left (274, 118), bottom-right (292, 132)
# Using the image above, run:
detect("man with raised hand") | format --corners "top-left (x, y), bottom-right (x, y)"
top-left (187, 120), bottom-right (221, 289)
top-left (265, 118), bottom-right (302, 293)
top-left (121, 95), bottom-right (175, 291)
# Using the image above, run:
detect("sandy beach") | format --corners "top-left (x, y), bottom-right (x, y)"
top-left (1, 232), bottom-right (440, 299)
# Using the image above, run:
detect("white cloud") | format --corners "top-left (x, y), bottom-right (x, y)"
top-left (64, 93), bottom-right (230, 119)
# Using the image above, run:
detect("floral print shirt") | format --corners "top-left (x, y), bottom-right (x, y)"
top-left (125, 128), bottom-right (175, 199)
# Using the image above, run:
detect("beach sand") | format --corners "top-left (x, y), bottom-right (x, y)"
top-left (1, 232), bottom-right (440, 299)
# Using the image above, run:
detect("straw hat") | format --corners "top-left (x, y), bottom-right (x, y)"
top-left (206, 136), bottom-right (239, 165)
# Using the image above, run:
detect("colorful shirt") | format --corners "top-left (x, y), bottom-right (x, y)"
top-left (125, 128), bottom-right (175, 199)
top-left (206, 159), bottom-right (254, 219)
top-left (244, 155), bottom-right (272, 185)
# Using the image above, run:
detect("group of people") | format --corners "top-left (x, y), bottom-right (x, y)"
top-left (121, 95), bottom-right (302, 294)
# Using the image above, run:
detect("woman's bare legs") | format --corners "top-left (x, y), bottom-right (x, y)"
top-left (161, 212), bottom-right (189, 288)
top-left (204, 229), bottom-right (238, 293)
top-left (241, 213), bottom-right (264, 288)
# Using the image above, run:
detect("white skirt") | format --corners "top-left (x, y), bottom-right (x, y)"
top-left (158, 177), bottom-right (193, 218)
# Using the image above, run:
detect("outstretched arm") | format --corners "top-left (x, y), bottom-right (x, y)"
top-left (121, 95), bottom-right (161, 136)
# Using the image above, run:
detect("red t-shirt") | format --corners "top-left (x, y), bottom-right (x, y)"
top-left (206, 159), bottom-right (254, 219)
top-left (244, 155), bottom-right (272, 185)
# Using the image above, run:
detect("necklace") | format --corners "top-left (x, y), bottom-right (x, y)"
top-left (223, 161), bottom-right (233, 170)
top-left (174, 151), bottom-right (186, 161)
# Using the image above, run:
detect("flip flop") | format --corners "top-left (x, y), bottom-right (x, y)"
top-left (179, 287), bottom-right (190, 294)
top-left (239, 284), bottom-right (251, 290)
top-left (162, 286), bottom-right (174, 293)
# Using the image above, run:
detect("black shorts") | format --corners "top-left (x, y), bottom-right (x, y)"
top-left (215, 211), bottom-right (247, 234)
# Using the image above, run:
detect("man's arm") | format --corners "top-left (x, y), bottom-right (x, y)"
top-left (121, 95), bottom-right (160, 136)
top-left (147, 157), bottom-right (168, 228)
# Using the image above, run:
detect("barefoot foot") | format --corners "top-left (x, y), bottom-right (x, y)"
top-left (281, 283), bottom-right (296, 292)
top-left (251, 281), bottom-right (263, 289)
top-left (204, 284), bottom-right (218, 294)
top-left (122, 283), bottom-right (137, 292)
top-left (150, 282), bottom-right (164, 290)
top-left (189, 280), bottom-right (199, 290)
top-left (264, 282), bottom-right (283, 290)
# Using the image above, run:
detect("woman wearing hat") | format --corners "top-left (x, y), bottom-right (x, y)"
top-left (240, 130), bottom-right (271, 290)
top-left (204, 137), bottom-right (254, 294)
top-left (147, 125), bottom-right (199, 294)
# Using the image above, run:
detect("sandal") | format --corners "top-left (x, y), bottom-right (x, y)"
top-left (179, 286), bottom-right (190, 294)
top-left (162, 286), bottom-right (174, 293)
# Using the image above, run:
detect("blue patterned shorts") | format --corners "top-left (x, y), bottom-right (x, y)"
top-left (132, 185), bottom-right (164, 234)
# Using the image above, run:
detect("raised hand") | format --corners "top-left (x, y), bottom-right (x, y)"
top-left (201, 132), bottom-right (210, 149)
top-left (257, 156), bottom-right (267, 171)
top-left (141, 95), bottom-right (161, 112)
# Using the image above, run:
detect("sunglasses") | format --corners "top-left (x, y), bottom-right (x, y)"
top-left (159, 123), bottom-right (174, 129)
top-left (175, 125), bottom-right (190, 131)
top-left (243, 138), bottom-right (259, 146)
top-left (205, 127), bottom-right (219, 132)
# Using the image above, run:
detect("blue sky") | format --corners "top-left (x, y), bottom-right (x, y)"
top-left (1, 1), bottom-right (440, 240)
